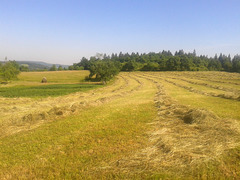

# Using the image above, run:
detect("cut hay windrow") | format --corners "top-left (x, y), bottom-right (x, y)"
top-left (145, 73), bottom-right (240, 101)
top-left (167, 76), bottom-right (240, 94)
top-left (112, 74), bottom-right (240, 176)
top-left (172, 71), bottom-right (240, 86)
top-left (0, 74), bottom-right (144, 137)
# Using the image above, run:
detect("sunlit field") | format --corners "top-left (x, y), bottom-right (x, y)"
top-left (18, 70), bottom-right (89, 84)
top-left (0, 71), bottom-right (240, 179)
top-left (0, 71), bottom-right (102, 98)
top-left (1, 70), bottom-right (90, 87)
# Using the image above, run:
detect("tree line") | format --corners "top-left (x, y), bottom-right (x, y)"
top-left (75, 50), bottom-right (240, 73)
top-left (70, 50), bottom-right (240, 82)
top-left (1, 50), bottom-right (239, 83)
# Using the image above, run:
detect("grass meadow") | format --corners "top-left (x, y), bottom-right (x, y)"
top-left (0, 84), bottom-right (102, 98)
top-left (0, 71), bottom-right (102, 98)
top-left (0, 71), bottom-right (240, 179)
top-left (17, 70), bottom-right (89, 84)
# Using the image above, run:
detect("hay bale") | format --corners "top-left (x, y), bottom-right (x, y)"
top-left (41, 77), bottom-right (47, 83)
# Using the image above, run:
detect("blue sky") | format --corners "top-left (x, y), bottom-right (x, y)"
top-left (0, 0), bottom-right (239, 64)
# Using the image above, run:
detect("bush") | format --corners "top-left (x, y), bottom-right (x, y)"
top-left (0, 61), bottom-right (20, 81)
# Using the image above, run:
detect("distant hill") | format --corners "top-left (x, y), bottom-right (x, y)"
top-left (0, 61), bottom-right (69, 71)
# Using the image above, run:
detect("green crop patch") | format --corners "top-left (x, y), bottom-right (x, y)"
top-left (0, 84), bottom-right (102, 98)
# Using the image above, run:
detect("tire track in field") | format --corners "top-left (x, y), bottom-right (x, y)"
top-left (0, 73), bottom-right (144, 138)
top-left (147, 73), bottom-right (240, 101)
top-left (114, 73), bottom-right (240, 174)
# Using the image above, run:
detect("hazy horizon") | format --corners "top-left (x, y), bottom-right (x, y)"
top-left (1, 0), bottom-right (239, 65)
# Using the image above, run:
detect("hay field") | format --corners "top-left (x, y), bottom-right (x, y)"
top-left (13, 70), bottom-right (90, 86)
top-left (0, 71), bottom-right (240, 179)
top-left (0, 71), bottom-right (102, 98)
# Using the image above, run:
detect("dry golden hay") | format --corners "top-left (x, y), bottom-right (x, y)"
top-left (0, 73), bottom-right (141, 138)
top-left (112, 82), bottom-right (240, 174)
top-left (183, 108), bottom-right (217, 124)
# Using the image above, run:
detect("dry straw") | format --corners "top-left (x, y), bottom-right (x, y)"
top-left (113, 77), bottom-right (240, 174)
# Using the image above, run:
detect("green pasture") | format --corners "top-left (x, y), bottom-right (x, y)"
top-left (18, 70), bottom-right (89, 84)
top-left (0, 84), bottom-right (103, 98)
top-left (0, 70), bottom-right (103, 98)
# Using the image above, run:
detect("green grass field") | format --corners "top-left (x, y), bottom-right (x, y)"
top-left (0, 70), bottom-right (103, 98)
top-left (0, 84), bottom-right (103, 98)
top-left (0, 71), bottom-right (240, 179)
top-left (17, 70), bottom-right (89, 84)
top-left (0, 70), bottom-right (90, 87)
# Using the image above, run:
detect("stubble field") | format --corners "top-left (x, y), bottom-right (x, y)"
top-left (0, 71), bottom-right (240, 179)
